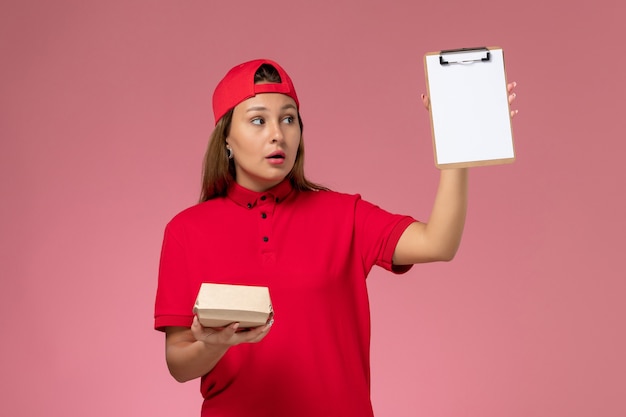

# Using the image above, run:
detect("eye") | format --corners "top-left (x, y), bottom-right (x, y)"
top-left (251, 117), bottom-right (264, 125)
top-left (282, 115), bottom-right (295, 124)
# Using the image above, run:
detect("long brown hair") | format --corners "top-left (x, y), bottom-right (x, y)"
top-left (199, 64), bottom-right (327, 202)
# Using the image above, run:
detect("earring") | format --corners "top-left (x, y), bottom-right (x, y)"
top-left (226, 146), bottom-right (233, 160)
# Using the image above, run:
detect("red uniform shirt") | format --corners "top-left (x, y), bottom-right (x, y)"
top-left (155, 179), bottom-right (416, 417)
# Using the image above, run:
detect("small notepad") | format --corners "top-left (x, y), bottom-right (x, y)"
top-left (424, 46), bottom-right (515, 168)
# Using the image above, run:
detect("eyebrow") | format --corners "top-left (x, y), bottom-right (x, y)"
top-left (245, 104), bottom-right (297, 113)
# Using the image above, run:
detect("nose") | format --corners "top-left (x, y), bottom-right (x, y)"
top-left (269, 120), bottom-right (284, 143)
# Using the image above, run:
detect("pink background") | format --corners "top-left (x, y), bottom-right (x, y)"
top-left (1, 1), bottom-right (624, 416)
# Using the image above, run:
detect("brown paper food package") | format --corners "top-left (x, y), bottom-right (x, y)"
top-left (193, 283), bottom-right (273, 328)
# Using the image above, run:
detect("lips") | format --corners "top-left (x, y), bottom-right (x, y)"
top-left (266, 151), bottom-right (285, 160)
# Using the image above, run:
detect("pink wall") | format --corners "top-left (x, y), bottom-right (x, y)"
top-left (1, 1), bottom-right (624, 416)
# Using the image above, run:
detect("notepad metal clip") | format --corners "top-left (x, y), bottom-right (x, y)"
top-left (439, 47), bottom-right (491, 65)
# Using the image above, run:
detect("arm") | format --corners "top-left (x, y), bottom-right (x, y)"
top-left (165, 317), bottom-right (272, 382)
top-left (393, 168), bottom-right (468, 264)
top-left (392, 83), bottom-right (518, 265)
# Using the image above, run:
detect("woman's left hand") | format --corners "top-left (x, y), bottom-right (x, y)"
top-left (507, 81), bottom-right (519, 118)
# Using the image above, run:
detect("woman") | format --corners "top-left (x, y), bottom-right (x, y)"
top-left (154, 59), bottom-right (517, 416)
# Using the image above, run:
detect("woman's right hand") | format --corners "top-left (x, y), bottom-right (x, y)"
top-left (164, 317), bottom-right (273, 382)
top-left (191, 315), bottom-right (273, 347)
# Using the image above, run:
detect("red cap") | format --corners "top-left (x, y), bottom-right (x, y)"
top-left (212, 59), bottom-right (300, 125)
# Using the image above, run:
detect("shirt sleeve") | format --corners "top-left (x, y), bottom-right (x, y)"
top-left (354, 197), bottom-right (417, 274)
top-left (154, 221), bottom-right (196, 331)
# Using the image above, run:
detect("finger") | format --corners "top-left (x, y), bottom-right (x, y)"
top-left (199, 322), bottom-right (238, 345)
top-left (242, 320), bottom-right (273, 343)
top-left (507, 82), bottom-right (518, 119)
top-left (507, 81), bottom-right (517, 93)
top-left (247, 325), bottom-right (272, 343)
top-left (217, 322), bottom-right (239, 340)
top-left (420, 93), bottom-right (430, 110)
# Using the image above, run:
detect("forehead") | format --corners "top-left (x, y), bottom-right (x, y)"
top-left (234, 93), bottom-right (298, 113)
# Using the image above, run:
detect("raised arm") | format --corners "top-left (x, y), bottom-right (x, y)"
top-left (393, 168), bottom-right (468, 264)
top-left (392, 82), bottom-right (518, 265)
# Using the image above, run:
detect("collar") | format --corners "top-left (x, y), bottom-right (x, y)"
top-left (227, 179), bottom-right (294, 209)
